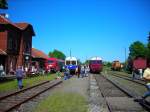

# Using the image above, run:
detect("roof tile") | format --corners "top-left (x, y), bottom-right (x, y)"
top-left (32, 48), bottom-right (49, 59)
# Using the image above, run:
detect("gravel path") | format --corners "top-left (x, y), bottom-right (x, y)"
top-left (11, 75), bottom-right (89, 112)
top-left (88, 74), bottom-right (109, 112)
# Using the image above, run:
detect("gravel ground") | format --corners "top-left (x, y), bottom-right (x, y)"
top-left (11, 75), bottom-right (89, 112)
top-left (103, 71), bottom-right (150, 102)
top-left (88, 74), bottom-right (109, 112)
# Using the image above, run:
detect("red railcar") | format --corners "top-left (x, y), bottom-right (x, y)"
top-left (133, 57), bottom-right (147, 70)
top-left (89, 57), bottom-right (103, 73)
top-left (45, 58), bottom-right (65, 73)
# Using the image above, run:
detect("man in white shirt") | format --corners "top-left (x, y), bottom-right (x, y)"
top-left (142, 66), bottom-right (150, 99)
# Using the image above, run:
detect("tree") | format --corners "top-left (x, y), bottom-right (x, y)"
top-left (146, 32), bottom-right (150, 60)
top-left (0, 0), bottom-right (8, 9)
top-left (129, 41), bottom-right (146, 59)
top-left (48, 49), bottom-right (66, 60)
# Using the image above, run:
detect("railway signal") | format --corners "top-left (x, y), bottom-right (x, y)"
top-left (148, 32), bottom-right (150, 43)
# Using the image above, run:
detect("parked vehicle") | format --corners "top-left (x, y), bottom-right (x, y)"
top-left (65, 57), bottom-right (78, 74)
top-left (133, 57), bottom-right (147, 70)
top-left (127, 57), bottom-right (147, 77)
top-left (111, 60), bottom-right (122, 71)
top-left (132, 57), bottom-right (147, 76)
top-left (89, 57), bottom-right (103, 73)
top-left (45, 58), bottom-right (65, 73)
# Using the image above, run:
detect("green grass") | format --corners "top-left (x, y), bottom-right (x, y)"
top-left (33, 92), bottom-right (88, 112)
top-left (0, 74), bottom-right (57, 92)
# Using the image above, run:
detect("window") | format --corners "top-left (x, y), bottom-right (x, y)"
top-left (14, 40), bottom-right (18, 50)
top-left (90, 60), bottom-right (102, 64)
top-left (48, 60), bottom-right (54, 64)
top-left (66, 61), bottom-right (70, 65)
top-left (72, 61), bottom-right (76, 65)
top-left (8, 37), bottom-right (13, 50)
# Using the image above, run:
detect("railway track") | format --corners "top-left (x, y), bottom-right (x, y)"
top-left (0, 79), bottom-right (62, 112)
top-left (109, 72), bottom-right (146, 86)
top-left (109, 71), bottom-right (145, 82)
top-left (94, 74), bottom-right (150, 112)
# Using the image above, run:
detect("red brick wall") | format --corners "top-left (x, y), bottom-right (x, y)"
top-left (0, 31), bottom-right (7, 51)
top-left (17, 35), bottom-right (24, 67)
top-left (17, 34), bottom-right (32, 68)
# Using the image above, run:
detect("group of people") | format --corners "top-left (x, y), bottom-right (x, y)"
top-left (132, 68), bottom-right (143, 80)
top-left (134, 65), bottom-right (150, 102)
top-left (61, 65), bottom-right (89, 80)
top-left (76, 65), bottom-right (89, 78)
top-left (0, 64), bottom-right (5, 76)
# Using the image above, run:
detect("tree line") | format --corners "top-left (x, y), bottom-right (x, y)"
top-left (0, 0), bottom-right (8, 9)
top-left (48, 49), bottom-right (66, 60)
top-left (128, 32), bottom-right (150, 61)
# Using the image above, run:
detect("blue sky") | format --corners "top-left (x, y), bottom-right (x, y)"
top-left (1, 0), bottom-right (150, 62)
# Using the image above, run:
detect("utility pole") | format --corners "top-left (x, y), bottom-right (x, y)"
top-left (125, 47), bottom-right (127, 70)
top-left (148, 32), bottom-right (150, 43)
top-left (70, 49), bottom-right (71, 57)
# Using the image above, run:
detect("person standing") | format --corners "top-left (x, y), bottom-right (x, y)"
top-left (81, 65), bottom-right (85, 78)
top-left (77, 65), bottom-right (81, 78)
top-left (134, 66), bottom-right (150, 102)
top-left (16, 66), bottom-right (24, 89)
top-left (142, 66), bottom-right (150, 100)
top-left (64, 68), bottom-right (70, 80)
top-left (138, 68), bottom-right (143, 78)
top-left (0, 64), bottom-right (4, 76)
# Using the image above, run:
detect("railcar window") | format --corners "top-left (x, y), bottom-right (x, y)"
top-left (97, 60), bottom-right (102, 64)
top-left (90, 60), bottom-right (102, 64)
top-left (72, 61), bottom-right (76, 65)
top-left (66, 61), bottom-right (70, 65)
top-left (48, 60), bottom-right (54, 64)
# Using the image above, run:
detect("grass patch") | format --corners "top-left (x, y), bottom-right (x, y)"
top-left (0, 74), bottom-right (57, 92)
top-left (33, 92), bottom-right (88, 112)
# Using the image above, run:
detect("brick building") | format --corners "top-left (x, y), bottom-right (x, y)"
top-left (31, 48), bottom-right (49, 71)
top-left (0, 15), bottom-right (35, 74)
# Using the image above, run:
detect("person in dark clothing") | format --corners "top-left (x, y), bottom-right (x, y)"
top-left (77, 65), bottom-right (81, 78)
top-left (16, 66), bottom-right (24, 89)
top-left (64, 68), bottom-right (70, 80)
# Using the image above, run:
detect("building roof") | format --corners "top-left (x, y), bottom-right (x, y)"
top-left (15, 23), bottom-right (31, 30)
top-left (65, 57), bottom-right (77, 61)
top-left (32, 48), bottom-right (49, 59)
top-left (0, 15), bottom-right (19, 27)
top-left (90, 57), bottom-right (102, 61)
top-left (0, 49), bottom-right (7, 55)
top-left (0, 15), bottom-right (35, 36)
top-left (15, 23), bottom-right (35, 36)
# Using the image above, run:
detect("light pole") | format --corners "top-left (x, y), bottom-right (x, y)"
top-left (124, 47), bottom-right (127, 70)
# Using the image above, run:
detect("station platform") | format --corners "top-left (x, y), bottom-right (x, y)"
top-left (0, 75), bottom-right (16, 82)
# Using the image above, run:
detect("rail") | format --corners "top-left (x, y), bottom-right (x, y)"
top-left (0, 79), bottom-right (62, 112)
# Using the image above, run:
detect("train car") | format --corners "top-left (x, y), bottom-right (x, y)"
top-left (111, 60), bottom-right (122, 71)
top-left (89, 57), bottom-right (103, 73)
top-left (45, 58), bottom-right (65, 73)
top-left (132, 57), bottom-right (147, 75)
top-left (65, 57), bottom-right (78, 74)
top-left (127, 56), bottom-right (147, 74)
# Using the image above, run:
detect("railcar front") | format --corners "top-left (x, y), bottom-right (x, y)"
top-left (65, 57), bottom-right (78, 74)
top-left (45, 58), bottom-right (64, 73)
top-left (89, 57), bottom-right (103, 73)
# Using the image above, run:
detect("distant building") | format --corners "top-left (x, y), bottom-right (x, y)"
top-left (0, 15), bottom-right (35, 74)
top-left (31, 48), bottom-right (49, 71)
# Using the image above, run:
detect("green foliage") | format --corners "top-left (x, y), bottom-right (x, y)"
top-left (33, 92), bottom-right (87, 112)
top-left (103, 61), bottom-right (112, 67)
top-left (0, 0), bottom-right (8, 9)
top-left (78, 59), bottom-right (82, 65)
top-left (129, 41), bottom-right (146, 59)
top-left (49, 49), bottom-right (66, 60)
top-left (0, 74), bottom-right (56, 92)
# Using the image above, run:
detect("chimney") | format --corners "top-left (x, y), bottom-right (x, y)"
top-left (0, 13), bottom-right (9, 18)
